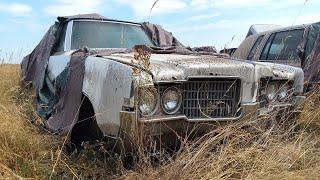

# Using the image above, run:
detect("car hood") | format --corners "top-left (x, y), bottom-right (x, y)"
top-left (102, 53), bottom-right (304, 98)
top-left (103, 53), bottom-right (255, 82)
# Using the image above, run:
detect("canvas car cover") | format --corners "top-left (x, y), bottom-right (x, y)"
top-left (21, 13), bottom-right (217, 135)
top-left (141, 22), bottom-right (183, 47)
top-left (21, 13), bottom-right (189, 89)
top-left (21, 13), bottom-right (112, 91)
top-left (21, 24), bottom-right (58, 91)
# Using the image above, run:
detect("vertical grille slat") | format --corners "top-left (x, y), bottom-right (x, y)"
top-left (182, 79), bottom-right (241, 119)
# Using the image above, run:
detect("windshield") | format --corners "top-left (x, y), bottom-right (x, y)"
top-left (71, 21), bottom-right (155, 49)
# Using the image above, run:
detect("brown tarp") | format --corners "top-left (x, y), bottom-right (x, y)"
top-left (45, 48), bottom-right (135, 133)
top-left (140, 23), bottom-right (220, 55)
top-left (45, 50), bottom-right (87, 134)
top-left (21, 13), bottom-right (186, 92)
top-left (21, 14), bottom-right (114, 91)
top-left (21, 24), bottom-right (58, 91)
top-left (141, 22), bottom-right (184, 47)
top-left (192, 46), bottom-right (217, 54)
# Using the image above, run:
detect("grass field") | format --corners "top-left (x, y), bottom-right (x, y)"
top-left (1, 64), bottom-right (320, 179)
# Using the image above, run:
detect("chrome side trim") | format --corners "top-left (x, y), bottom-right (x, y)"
top-left (187, 76), bottom-right (240, 80)
top-left (154, 76), bottom-right (241, 84)
top-left (154, 80), bottom-right (187, 85)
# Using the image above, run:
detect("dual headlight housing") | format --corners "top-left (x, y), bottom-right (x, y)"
top-left (137, 86), bottom-right (182, 117)
top-left (263, 81), bottom-right (292, 103)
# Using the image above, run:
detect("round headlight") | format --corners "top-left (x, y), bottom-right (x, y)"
top-left (138, 87), bottom-right (159, 116)
top-left (278, 85), bottom-right (289, 101)
top-left (266, 83), bottom-right (277, 102)
top-left (161, 87), bottom-right (182, 114)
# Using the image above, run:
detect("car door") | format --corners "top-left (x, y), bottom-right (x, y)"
top-left (302, 22), bottom-right (320, 83)
top-left (258, 28), bottom-right (305, 68)
top-left (302, 22), bottom-right (320, 70)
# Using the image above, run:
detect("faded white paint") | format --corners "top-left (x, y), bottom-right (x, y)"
top-left (44, 19), bottom-right (305, 138)
top-left (47, 51), bottom-right (304, 136)
top-left (82, 56), bottom-right (133, 136)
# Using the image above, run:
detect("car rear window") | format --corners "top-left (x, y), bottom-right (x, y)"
top-left (260, 29), bottom-right (304, 61)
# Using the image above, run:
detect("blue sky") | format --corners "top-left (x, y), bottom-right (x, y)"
top-left (0, 0), bottom-right (319, 63)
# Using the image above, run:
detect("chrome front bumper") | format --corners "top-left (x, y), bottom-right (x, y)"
top-left (119, 96), bottom-right (305, 136)
top-left (119, 102), bottom-right (258, 136)
top-left (116, 96), bottom-right (305, 151)
top-left (258, 96), bottom-right (306, 115)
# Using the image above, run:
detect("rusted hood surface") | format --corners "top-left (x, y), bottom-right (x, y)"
top-left (103, 53), bottom-right (255, 82)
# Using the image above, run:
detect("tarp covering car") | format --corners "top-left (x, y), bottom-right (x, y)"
top-left (20, 13), bottom-right (220, 134)
top-left (21, 13), bottom-right (183, 90)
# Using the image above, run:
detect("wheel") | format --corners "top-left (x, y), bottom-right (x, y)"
top-left (70, 95), bottom-right (103, 150)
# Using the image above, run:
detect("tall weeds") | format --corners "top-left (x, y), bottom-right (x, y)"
top-left (1, 64), bottom-right (320, 179)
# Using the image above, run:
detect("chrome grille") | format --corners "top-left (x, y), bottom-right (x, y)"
top-left (182, 79), bottom-right (241, 119)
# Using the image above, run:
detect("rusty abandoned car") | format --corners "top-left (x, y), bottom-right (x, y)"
top-left (21, 14), bottom-right (305, 152)
top-left (233, 21), bottom-right (320, 87)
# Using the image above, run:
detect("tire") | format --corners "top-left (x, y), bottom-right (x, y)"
top-left (70, 95), bottom-right (103, 150)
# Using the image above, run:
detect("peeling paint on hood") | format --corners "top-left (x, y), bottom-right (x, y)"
top-left (101, 52), bottom-right (304, 102)
top-left (103, 53), bottom-right (256, 82)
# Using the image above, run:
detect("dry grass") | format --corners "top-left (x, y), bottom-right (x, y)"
top-left (0, 64), bottom-right (120, 179)
top-left (1, 64), bottom-right (320, 179)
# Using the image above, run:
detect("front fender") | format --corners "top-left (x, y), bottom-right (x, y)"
top-left (254, 62), bottom-right (304, 94)
top-left (82, 56), bottom-right (133, 136)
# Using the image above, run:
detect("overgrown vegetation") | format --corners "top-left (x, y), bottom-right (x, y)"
top-left (1, 64), bottom-right (320, 179)
top-left (0, 65), bottom-right (120, 179)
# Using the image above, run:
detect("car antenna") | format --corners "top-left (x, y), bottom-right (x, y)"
top-left (149, 0), bottom-right (159, 16)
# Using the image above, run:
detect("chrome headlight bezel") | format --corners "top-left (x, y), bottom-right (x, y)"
top-left (266, 83), bottom-right (277, 102)
top-left (277, 84), bottom-right (290, 101)
top-left (137, 87), bottom-right (159, 117)
top-left (161, 86), bottom-right (182, 115)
